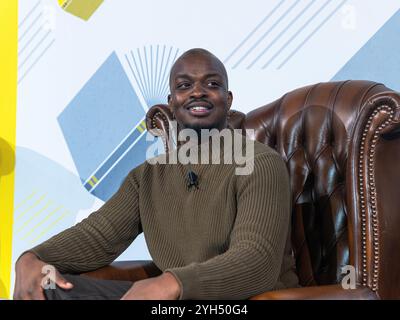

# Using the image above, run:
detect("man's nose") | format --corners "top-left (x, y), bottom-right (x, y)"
top-left (190, 83), bottom-right (207, 99)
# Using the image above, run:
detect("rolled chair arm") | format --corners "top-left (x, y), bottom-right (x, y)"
top-left (250, 284), bottom-right (378, 300)
top-left (82, 260), bottom-right (162, 282)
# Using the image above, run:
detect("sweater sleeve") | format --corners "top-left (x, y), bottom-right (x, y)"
top-left (165, 152), bottom-right (291, 299)
top-left (27, 170), bottom-right (142, 274)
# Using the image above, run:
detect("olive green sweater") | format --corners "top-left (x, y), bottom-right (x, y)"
top-left (30, 132), bottom-right (298, 299)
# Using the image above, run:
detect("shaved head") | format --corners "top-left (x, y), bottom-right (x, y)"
top-left (169, 48), bottom-right (229, 90)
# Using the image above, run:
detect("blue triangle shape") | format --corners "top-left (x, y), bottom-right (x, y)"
top-left (332, 9), bottom-right (400, 91)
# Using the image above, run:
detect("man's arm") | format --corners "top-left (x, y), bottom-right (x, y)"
top-left (120, 272), bottom-right (181, 300)
top-left (165, 152), bottom-right (291, 299)
top-left (24, 170), bottom-right (142, 274)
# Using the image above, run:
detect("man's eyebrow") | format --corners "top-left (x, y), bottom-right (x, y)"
top-left (173, 73), bottom-right (224, 80)
top-left (174, 74), bottom-right (191, 80)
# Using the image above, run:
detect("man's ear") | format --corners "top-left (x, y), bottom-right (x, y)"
top-left (227, 91), bottom-right (233, 110)
top-left (167, 94), bottom-right (175, 116)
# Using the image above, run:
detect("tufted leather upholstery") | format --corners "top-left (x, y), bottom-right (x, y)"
top-left (242, 80), bottom-right (400, 291)
top-left (85, 80), bottom-right (400, 299)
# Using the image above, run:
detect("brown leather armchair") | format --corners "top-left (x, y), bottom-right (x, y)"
top-left (83, 80), bottom-right (400, 299)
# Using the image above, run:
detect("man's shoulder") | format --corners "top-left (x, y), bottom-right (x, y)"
top-left (253, 140), bottom-right (279, 158)
top-left (125, 160), bottom-right (148, 184)
top-left (126, 152), bottom-right (169, 181)
top-left (232, 130), bottom-right (280, 158)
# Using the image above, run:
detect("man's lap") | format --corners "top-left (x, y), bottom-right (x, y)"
top-left (44, 274), bottom-right (132, 300)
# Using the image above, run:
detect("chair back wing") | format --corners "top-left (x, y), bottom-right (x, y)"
top-left (243, 81), bottom-right (400, 298)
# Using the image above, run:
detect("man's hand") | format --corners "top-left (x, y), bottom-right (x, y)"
top-left (13, 252), bottom-right (73, 300)
top-left (121, 272), bottom-right (181, 300)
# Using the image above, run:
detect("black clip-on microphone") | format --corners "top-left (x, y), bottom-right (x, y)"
top-left (187, 169), bottom-right (199, 190)
top-left (169, 126), bottom-right (199, 190)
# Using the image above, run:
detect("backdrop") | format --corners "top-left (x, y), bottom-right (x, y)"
top-left (1, 0), bottom-right (399, 298)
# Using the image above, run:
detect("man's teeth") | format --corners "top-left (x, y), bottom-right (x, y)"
top-left (190, 106), bottom-right (208, 111)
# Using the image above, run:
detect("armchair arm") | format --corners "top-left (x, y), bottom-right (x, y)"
top-left (250, 284), bottom-right (378, 300)
top-left (82, 263), bottom-right (379, 300)
top-left (347, 91), bottom-right (400, 299)
top-left (81, 260), bottom-right (162, 282)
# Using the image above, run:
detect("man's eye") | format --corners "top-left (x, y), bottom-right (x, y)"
top-left (176, 83), bottom-right (191, 89)
top-left (207, 81), bottom-right (220, 87)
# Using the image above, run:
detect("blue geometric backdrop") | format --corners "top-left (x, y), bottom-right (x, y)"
top-left (333, 9), bottom-right (400, 91)
top-left (58, 52), bottom-right (148, 201)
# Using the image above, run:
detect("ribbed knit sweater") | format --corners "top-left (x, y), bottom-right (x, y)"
top-left (30, 131), bottom-right (298, 299)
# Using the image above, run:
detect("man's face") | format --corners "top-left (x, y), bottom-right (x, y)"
top-left (168, 53), bottom-right (233, 132)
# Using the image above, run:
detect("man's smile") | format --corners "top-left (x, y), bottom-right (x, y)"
top-left (185, 101), bottom-right (214, 117)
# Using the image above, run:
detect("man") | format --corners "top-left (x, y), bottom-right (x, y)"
top-left (14, 48), bottom-right (298, 300)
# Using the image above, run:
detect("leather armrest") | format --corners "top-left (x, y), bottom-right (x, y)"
top-left (81, 260), bottom-right (162, 282)
top-left (250, 284), bottom-right (378, 300)
top-left (83, 262), bottom-right (378, 300)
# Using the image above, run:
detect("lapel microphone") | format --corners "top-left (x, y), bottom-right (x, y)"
top-left (169, 123), bottom-right (199, 190)
top-left (187, 169), bottom-right (199, 190)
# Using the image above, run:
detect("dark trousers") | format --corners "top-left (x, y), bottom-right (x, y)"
top-left (44, 274), bottom-right (133, 300)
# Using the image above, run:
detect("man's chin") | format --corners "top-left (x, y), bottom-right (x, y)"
top-left (181, 122), bottom-right (222, 134)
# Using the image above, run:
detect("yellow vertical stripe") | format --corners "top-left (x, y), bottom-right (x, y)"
top-left (0, 0), bottom-right (18, 299)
